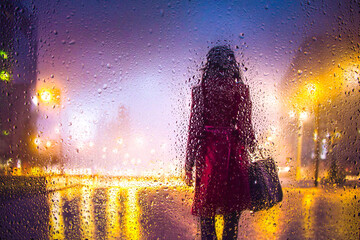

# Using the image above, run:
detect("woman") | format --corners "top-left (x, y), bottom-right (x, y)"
top-left (185, 45), bottom-right (256, 240)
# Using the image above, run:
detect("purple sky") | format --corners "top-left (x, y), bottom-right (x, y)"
top-left (32, 0), bottom-right (357, 174)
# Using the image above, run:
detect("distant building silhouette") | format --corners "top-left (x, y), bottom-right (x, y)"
top-left (0, 0), bottom-right (38, 173)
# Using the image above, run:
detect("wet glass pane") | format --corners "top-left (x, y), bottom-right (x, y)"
top-left (0, 0), bottom-right (359, 239)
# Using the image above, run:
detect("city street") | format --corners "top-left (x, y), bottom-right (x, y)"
top-left (0, 176), bottom-right (359, 240)
top-left (1, 0), bottom-right (360, 239)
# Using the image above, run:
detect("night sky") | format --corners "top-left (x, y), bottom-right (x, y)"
top-left (30, 0), bottom-right (357, 174)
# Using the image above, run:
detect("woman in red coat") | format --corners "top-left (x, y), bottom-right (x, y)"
top-left (185, 45), bottom-right (256, 239)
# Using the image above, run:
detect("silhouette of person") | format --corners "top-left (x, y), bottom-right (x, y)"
top-left (185, 45), bottom-right (255, 239)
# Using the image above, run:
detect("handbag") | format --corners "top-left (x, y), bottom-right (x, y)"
top-left (248, 152), bottom-right (283, 212)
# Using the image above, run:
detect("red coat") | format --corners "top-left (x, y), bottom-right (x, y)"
top-left (185, 83), bottom-right (255, 217)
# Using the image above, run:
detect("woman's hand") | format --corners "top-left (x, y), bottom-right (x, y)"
top-left (184, 171), bottom-right (193, 187)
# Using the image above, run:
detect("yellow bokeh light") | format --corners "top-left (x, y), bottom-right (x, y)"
top-left (40, 90), bottom-right (52, 102)
top-left (49, 191), bottom-right (65, 239)
top-left (37, 87), bottom-right (61, 105)
top-left (289, 110), bottom-right (296, 118)
top-left (46, 141), bottom-right (52, 148)
top-left (34, 137), bottom-right (41, 146)
top-left (306, 83), bottom-right (317, 96)
top-left (299, 111), bottom-right (309, 121)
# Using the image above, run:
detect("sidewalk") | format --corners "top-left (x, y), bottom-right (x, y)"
top-left (280, 176), bottom-right (359, 188)
top-left (0, 175), bottom-right (80, 200)
top-left (0, 175), bottom-right (47, 199)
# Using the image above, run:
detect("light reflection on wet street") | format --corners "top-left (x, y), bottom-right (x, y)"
top-left (0, 177), bottom-right (359, 240)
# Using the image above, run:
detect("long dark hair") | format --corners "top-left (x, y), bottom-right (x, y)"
top-left (201, 45), bottom-right (243, 86)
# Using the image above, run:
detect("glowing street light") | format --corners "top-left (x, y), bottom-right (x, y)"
top-left (301, 82), bottom-right (322, 186)
top-left (299, 111), bottom-right (309, 121)
top-left (306, 83), bottom-right (317, 97)
top-left (40, 90), bottom-right (52, 102)
top-left (293, 81), bottom-right (322, 185)
top-left (36, 87), bottom-right (61, 105)
top-left (289, 110), bottom-right (296, 119)
top-left (34, 137), bottom-right (41, 146)
top-left (46, 141), bottom-right (52, 148)
top-left (291, 110), bottom-right (309, 181)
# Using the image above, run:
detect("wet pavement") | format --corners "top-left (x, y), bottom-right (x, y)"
top-left (0, 177), bottom-right (359, 240)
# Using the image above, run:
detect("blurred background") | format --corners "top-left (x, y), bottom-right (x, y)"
top-left (1, 0), bottom-right (359, 181)
top-left (1, 1), bottom-right (360, 239)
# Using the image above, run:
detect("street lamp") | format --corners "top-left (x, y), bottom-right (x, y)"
top-left (40, 90), bottom-right (52, 102)
top-left (291, 110), bottom-right (308, 181)
top-left (37, 87), bottom-right (61, 106)
top-left (34, 137), bottom-right (41, 147)
top-left (290, 82), bottom-right (321, 185)
top-left (305, 83), bottom-right (322, 187)
top-left (33, 85), bottom-right (62, 171)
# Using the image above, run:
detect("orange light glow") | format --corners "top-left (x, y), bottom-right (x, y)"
top-left (299, 111), bottom-right (309, 121)
top-left (34, 137), bottom-right (41, 146)
top-left (37, 87), bottom-right (61, 105)
top-left (46, 141), bottom-right (52, 148)
top-left (40, 90), bottom-right (52, 102)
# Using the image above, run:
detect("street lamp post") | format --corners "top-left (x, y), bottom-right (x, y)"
top-left (305, 83), bottom-right (322, 187)
top-left (295, 111), bottom-right (308, 181)
top-left (296, 120), bottom-right (303, 181)
top-left (313, 103), bottom-right (320, 187)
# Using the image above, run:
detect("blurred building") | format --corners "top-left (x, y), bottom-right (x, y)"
top-left (0, 0), bottom-right (38, 173)
top-left (280, 33), bottom-right (360, 180)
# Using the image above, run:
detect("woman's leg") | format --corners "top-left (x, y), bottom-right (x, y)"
top-left (200, 215), bottom-right (217, 240)
top-left (222, 211), bottom-right (241, 240)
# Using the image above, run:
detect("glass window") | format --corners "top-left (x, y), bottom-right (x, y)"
top-left (0, 0), bottom-right (359, 239)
